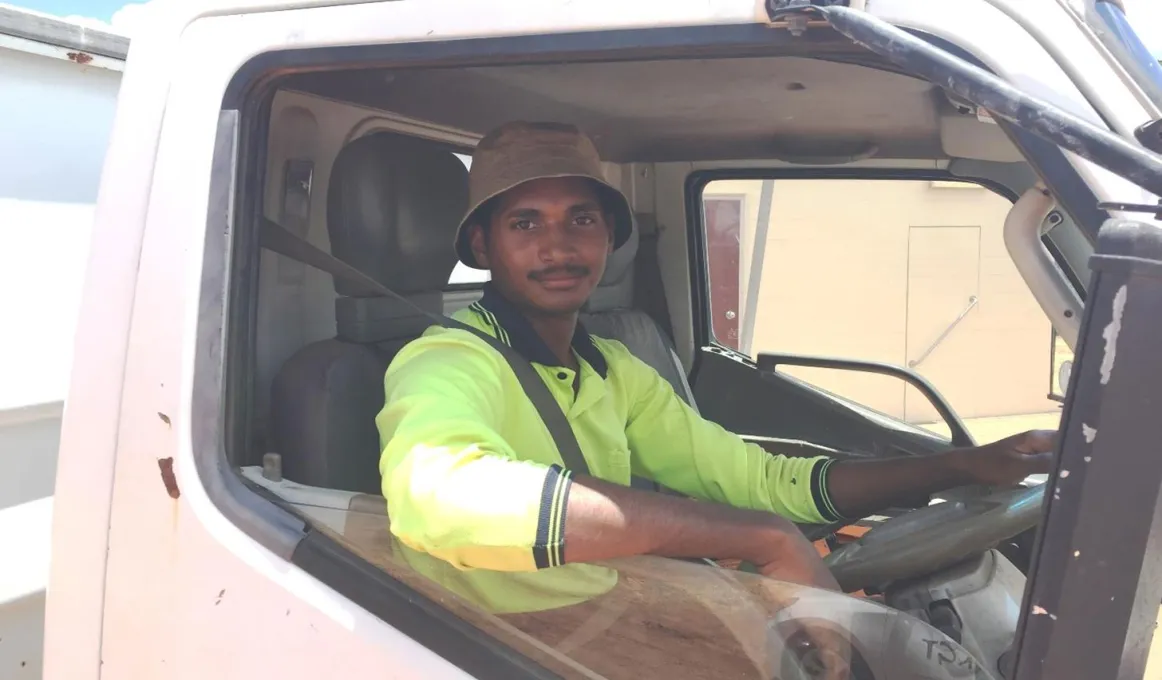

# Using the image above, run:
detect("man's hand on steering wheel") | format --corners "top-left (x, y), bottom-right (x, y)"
top-left (947, 429), bottom-right (1057, 487)
top-left (821, 429), bottom-right (1059, 523)
top-left (823, 430), bottom-right (1059, 592)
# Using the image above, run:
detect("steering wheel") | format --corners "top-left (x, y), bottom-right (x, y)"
top-left (823, 483), bottom-right (1045, 592)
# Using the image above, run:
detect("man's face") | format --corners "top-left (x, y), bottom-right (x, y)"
top-left (469, 176), bottom-right (614, 316)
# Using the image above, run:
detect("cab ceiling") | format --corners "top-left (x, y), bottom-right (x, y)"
top-left (285, 56), bottom-right (955, 163)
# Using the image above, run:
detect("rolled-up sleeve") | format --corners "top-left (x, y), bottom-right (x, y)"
top-left (376, 331), bottom-right (573, 572)
top-left (617, 344), bottom-right (841, 525)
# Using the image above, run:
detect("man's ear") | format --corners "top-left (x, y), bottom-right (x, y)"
top-left (606, 214), bottom-right (616, 254)
top-left (468, 223), bottom-right (491, 268)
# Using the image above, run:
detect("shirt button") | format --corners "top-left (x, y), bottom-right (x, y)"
top-left (557, 372), bottom-right (568, 380)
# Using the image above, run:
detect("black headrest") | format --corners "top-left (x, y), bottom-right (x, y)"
top-left (327, 132), bottom-right (470, 296)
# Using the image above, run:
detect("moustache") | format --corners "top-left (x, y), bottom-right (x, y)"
top-left (529, 265), bottom-right (590, 281)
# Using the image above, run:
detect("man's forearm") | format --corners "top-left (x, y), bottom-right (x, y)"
top-left (563, 474), bottom-right (838, 589)
top-left (825, 450), bottom-right (974, 520)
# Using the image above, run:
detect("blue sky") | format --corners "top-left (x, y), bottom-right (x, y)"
top-left (8, 0), bottom-right (1162, 56)
top-left (18, 0), bottom-right (124, 21)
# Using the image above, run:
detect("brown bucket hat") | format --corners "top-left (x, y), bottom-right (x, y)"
top-left (454, 121), bottom-right (634, 269)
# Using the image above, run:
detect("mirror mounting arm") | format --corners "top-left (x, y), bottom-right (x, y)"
top-left (757, 353), bottom-right (976, 448)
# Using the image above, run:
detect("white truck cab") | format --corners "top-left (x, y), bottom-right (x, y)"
top-left (41, 1), bottom-right (1162, 679)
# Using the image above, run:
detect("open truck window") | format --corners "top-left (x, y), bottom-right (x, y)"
top-left (698, 176), bottom-right (1068, 443)
top-left (132, 3), bottom-right (1162, 680)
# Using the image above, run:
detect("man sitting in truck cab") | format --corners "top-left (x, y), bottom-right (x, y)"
top-left (375, 120), bottom-right (1054, 598)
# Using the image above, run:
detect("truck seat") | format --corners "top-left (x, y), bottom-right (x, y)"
top-left (581, 224), bottom-right (697, 411)
top-left (268, 131), bottom-right (693, 495)
top-left (268, 132), bottom-right (469, 493)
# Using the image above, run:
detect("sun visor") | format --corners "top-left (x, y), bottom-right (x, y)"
top-left (940, 112), bottom-right (1023, 163)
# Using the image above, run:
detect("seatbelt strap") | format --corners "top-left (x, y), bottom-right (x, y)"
top-left (258, 218), bottom-right (591, 476)
top-left (633, 216), bottom-right (675, 344)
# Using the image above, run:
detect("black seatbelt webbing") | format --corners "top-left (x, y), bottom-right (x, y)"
top-left (258, 218), bottom-right (591, 476)
top-left (633, 217), bottom-right (675, 344)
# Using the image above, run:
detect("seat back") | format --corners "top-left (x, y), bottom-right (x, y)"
top-left (268, 132), bottom-right (469, 492)
top-left (580, 224), bottom-right (698, 411)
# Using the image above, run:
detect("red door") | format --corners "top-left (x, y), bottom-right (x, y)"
top-left (703, 198), bottom-right (742, 350)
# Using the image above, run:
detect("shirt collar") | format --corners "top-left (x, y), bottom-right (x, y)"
top-left (471, 283), bottom-right (609, 378)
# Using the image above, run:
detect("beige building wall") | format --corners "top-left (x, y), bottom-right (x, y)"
top-left (704, 178), bottom-right (1060, 425)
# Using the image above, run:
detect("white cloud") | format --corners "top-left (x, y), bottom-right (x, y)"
top-left (108, 2), bottom-right (154, 37)
top-left (61, 1), bottom-right (154, 38)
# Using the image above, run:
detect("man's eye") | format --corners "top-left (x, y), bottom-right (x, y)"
top-left (512, 220), bottom-right (536, 230)
top-left (574, 215), bottom-right (597, 226)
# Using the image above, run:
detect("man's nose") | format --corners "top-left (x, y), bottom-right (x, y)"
top-left (537, 220), bottom-right (577, 261)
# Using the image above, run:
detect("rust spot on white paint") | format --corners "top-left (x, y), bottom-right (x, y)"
top-left (1060, 470), bottom-right (1070, 478)
top-left (158, 458), bottom-right (180, 499)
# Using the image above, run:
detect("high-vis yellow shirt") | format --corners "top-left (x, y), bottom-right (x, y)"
top-left (376, 284), bottom-right (842, 613)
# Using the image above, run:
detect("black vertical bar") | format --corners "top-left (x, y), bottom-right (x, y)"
top-left (1013, 219), bottom-right (1162, 680)
top-left (1047, 329), bottom-right (1057, 399)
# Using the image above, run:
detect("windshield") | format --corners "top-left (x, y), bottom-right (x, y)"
top-left (1088, 0), bottom-right (1162, 108)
